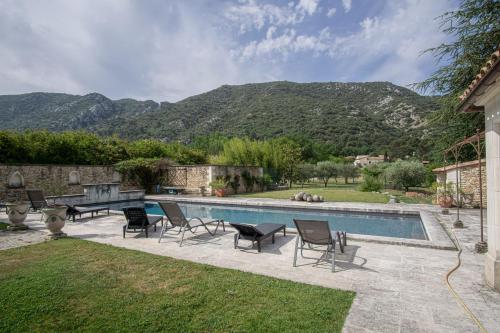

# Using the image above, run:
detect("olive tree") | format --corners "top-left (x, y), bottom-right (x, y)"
top-left (385, 161), bottom-right (428, 192)
top-left (315, 161), bottom-right (338, 187)
top-left (294, 163), bottom-right (316, 187)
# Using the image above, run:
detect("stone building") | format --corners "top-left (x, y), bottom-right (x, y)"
top-left (353, 155), bottom-right (385, 167)
top-left (455, 47), bottom-right (500, 290)
top-left (433, 159), bottom-right (486, 208)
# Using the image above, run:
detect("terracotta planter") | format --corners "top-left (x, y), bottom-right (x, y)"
top-left (42, 206), bottom-right (67, 238)
top-left (214, 189), bottom-right (226, 197)
top-left (438, 196), bottom-right (453, 208)
top-left (5, 202), bottom-right (30, 230)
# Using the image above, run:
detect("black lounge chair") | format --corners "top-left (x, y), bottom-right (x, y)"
top-left (158, 201), bottom-right (224, 246)
top-left (123, 207), bottom-right (163, 238)
top-left (230, 222), bottom-right (286, 252)
top-left (293, 219), bottom-right (344, 272)
top-left (26, 189), bottom-right (49, 211)
top-left (66, 205), bottom-right (110, 222)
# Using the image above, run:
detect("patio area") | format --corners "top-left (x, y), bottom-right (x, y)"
top-left (1, 202), bottom-right (500, 333)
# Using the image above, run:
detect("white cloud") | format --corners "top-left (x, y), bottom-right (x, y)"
top-left (342, 0), bottom-right (352, 13)
top-left (326, 0), bottom-right (451, 86)
top-left (233, 0), bottom-right (451, 88)
top-left (296, 0), bottom-right (320, 16)
top-left (224, 0), bottom-right (321, 34)
top-left (224, 0), bottom-right (304, 33)
top-left (0, 0), bottom-right (455, 101)
top-left (327, 7), bottom-right (337, 17)
top-left (0, 0), bottom-right (277, 101)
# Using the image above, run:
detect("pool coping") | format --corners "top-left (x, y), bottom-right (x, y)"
top-left (141, 195), bottom-right (456, 250)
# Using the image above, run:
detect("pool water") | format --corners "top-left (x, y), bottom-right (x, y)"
top-left (142, 201), bottom-right (427, 240)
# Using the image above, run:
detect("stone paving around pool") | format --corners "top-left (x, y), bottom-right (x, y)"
top-left (1, 201), bottom-right (500, 333)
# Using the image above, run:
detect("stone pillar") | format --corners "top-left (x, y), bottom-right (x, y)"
top-left (485, 90), bottom-right (500, 291)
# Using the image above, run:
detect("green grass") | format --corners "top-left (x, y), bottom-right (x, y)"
top-left (238, 182), bottom-right (389, 203)
top-left (0, 238), bottom-right (355, 333)
top-left (0, 221), bottom-right (8, 230)
top-left (237, 181), bottom-right (433, 205)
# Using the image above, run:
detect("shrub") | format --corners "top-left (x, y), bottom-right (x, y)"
top-left (241, 170), bottom-right (255, 192)
top-left (229, 175), bottom-right (241, 194)
top-left (114, 158), bottom-right (166, 193)
top-left (359, 175), bottom-right (384, 192)
top-left (209, 177), bottom-right (228, 190)
top-left (385, 160), bottom-right (428, 191)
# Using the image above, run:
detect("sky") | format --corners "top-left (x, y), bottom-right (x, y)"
top-left (0, 0), bottom-right (457, 102)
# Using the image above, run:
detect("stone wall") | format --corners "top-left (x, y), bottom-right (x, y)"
top-left (162, 165), bottom-right (263, 195)
top-left (0, 164), bottom-right (139, 202)
top-left (433, 159), bottom-right (487, 208)
top-left (1, 163), bottom-right (264, 201)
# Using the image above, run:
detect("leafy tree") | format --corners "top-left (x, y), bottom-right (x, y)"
top-left (114, 158), bottom-right (166, 194)
top-left (385, 161), bottom-right (428, 191)
top-left (315, 161), bottom-right (338, 187)
top-left (294, 163), bottom-right (316, 187)
top-left (339, 164), bottom-right (359, 184)
top-left (414, 0), bottom-right (500, 160)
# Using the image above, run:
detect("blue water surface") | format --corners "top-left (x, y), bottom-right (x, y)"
top-left (138, 201), bottom-right (427, 240)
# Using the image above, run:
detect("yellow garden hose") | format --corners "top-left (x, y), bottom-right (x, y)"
top-left (444, 218), bottom-right (488, 333)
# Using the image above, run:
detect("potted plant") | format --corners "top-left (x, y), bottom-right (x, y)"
top-left (5, 200), bottom-right (30, 230)
top-left (209, 177), bottom-right (228, 197)
top-left (435, 182), bottom-right (455, 208)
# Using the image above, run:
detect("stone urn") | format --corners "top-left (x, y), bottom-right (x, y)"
top-left (5, 202), bottom-right (30, 230)
top-left (41, 206), bottom-right (67, 239)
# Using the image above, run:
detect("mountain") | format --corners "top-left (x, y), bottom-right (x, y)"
top-left (0, 81), bottom-right (439, 156)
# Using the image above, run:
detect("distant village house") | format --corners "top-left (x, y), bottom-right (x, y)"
top-left (353, 155), bottom-right (385, 167)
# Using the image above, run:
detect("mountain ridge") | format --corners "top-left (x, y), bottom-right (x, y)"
top-left (0, 81), bottom-right (439, 157)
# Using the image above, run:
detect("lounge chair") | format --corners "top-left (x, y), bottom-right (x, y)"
top-left (293, 219), bottom-right (340, 272)
top-left (157, 201), bottom-right (224, 246)
top-left (123, 207), bottom-right (163, 238)
top-left (26, 189), bottom-right (49, 211)
top-left (230, 222), bottom-right (286, 252)
top-left (66, 205), bottom-right (110, 222)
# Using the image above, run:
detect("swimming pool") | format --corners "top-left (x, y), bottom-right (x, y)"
top-left (140, 201), bottom-right (427, 240)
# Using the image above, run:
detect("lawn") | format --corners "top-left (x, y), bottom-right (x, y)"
top-left (237, 181), bottom-right (433, 205)
top-left (0, 221), bottom-right (8, 230)
top-left (0, 238), bottom-right (355, 333)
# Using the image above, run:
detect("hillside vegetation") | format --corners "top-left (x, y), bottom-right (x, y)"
top-left (0, 81), bottom-right (439, 157)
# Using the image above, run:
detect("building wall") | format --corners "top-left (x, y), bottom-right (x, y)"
top-left (435, 161), bottom-right (487, 208)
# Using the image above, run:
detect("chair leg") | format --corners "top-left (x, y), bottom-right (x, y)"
top-left (331, 242), bottom-right (336, 272)
top-left (123, 226), bottom-right (126, 238)
top-left (234, 233), bottom-right (239, 249)
top-left (158, 222), bottom-right (167, 243)
top-left (145, 227), bottom-right (148, 238)
top-left (293, 235), bottom-right (300, 267)
top-left (272, 234), bottom-right (275, 244)
top-left (257, 241), bottom-right (261, 252)
top-left (179, 226), bottom-right (187, 247)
